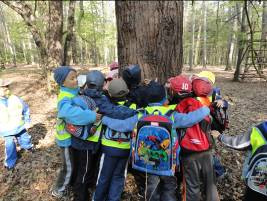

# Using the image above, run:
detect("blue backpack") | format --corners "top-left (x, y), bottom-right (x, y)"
top-left (131, 109), bottom-right (180, 176)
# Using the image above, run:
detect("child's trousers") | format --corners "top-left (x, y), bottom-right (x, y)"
top-left (72, 149), bottom-right (100, 201)
top-left (54, 147), bottom-right (74, 193)
top-left (181, 151), bottom-right (219, 201)
top-left (93, 153), bottom-right (128, 201)
top-left (4, 129), bottom-right (33, 168)
top-left (146, 175), bottom-right (177, 201)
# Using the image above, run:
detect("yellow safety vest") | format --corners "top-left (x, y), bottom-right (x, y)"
top-left (250, 126), bottom-right (267, 155)
top-left (55, 90), bottom-right (75, 143)
top-left (101, 101), bottom-right (137, 150)
top-left (0, 95), bottom-right (24, 133)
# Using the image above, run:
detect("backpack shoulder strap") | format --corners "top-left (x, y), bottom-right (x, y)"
top-left (165, 110), bottom-right (174, 117)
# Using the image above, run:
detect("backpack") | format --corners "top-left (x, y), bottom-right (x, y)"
top-left (176, 97), bottom-right (212, 153)
top-left (210, 103), bottom-right (229, 133)
top-left (246, 123), bottom-right (267, 196)
top-left (131, 108), bottom-right (180, 176)
top-left (65, 95), bottom-right (97, 140)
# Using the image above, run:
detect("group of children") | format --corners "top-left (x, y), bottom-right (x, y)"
top-left (0, 63), bottom-right (266, 201)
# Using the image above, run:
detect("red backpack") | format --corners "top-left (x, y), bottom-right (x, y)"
top-left (175, 97), bottom-right (212, 153)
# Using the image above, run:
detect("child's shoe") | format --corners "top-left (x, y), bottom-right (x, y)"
top-left (51, 189), bottom-right (66, 198)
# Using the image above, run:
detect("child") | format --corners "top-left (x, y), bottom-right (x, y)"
top-left (211, 121), bottom-right (267, 201)
top-left (102, 81), bottom-right (211, 201)
top-left (0, 79), bottom-right (33, 170)
top-left (169, 75), bottom-right (220, 201)
top-left (52, 66), bottom-right (99, 198)
top-left (122, 64), bottom-right (150, 108)
top-left (92, 78), bottom-right (135, 201)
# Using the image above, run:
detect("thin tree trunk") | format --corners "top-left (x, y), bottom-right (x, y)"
top-left (189, 3), bottom-right (195, 71)
top-left (116, 1), bottom-right (183, 83)
top-left (194, 23), bottom-right (202, 65)
top-left (202, 1), bottom-right (207, 69)
top-left (233, 2), bottom-right (247, 81)
top-left (225, 7), bottom-right (235, 71)
top-left (0, 4), bottom-right (16, 66)
top-left (62, 0), bottom-right (76, 66)
top-left (22, 40), bottom-right (28, 64)
top-left (28, 36), bottom-right (35, 64)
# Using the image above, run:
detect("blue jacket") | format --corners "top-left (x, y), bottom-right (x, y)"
top-left (57, 87), bottom-right (96, 126)
top-left (101, 102), bottom-right (210, 157)
top-left (102, 104), bottom-right (210, 132)
top-left (83, 88), bottom-right (137, 119)
top-left (72, 89), bottom-right (137, 151)
top-left (0, 95), bottom-right (30, 137)
top-left (57, 87), bottom-right (96, 147)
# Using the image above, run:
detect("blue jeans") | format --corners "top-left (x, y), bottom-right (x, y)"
top-left (93, 153), bottom-right (128, 201)
top-left (4, 129), bottom-right (33, 168)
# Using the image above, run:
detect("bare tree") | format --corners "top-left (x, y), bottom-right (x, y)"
top-left (2, 1), bottom-right (64, 91)
top-left (233, 1), bottom-right (247, 81)
top-left (62, 0), bottom-right (76, 66)
top-left (189, 3), bottom-right (195, 71)
top-left (202, 1), bottom-right (207, 69)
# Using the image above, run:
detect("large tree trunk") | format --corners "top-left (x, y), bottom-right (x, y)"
top-left (202, 1), bottom-right (207, 69)
top-left (189, 3), bottom-right (195, 71)
top-left (233, 2), bottom-right (247, 81)
top-left (116, 1), bottom-right (183, 83)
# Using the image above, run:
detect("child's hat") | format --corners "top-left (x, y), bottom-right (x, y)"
top-left (86, 70), bottom-right (105, 90)
top-left (0, 79), bottom-right (12, 87)
top-left (192, 78), bottom-right (213, 97)
top-left (53, 66), bottom-right (76, 86)
top-left (122, 64), bottom-right (141, 88)
top-left (146, 81), bottom-right (166, 103)
top-left (169, 75), bottom-right (192, 94)
top-left (108, 78), bottom-right (129, 98)
top-left (196, 71), bottom-right (215, 84)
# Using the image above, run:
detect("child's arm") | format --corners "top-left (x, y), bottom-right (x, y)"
top-left (95, 95), bottom-right (137, 119)
top-left (19, 97), bottom-right (31, 127)
top-left (58, 97), bottom-right (96, 125)
top-left (212, 129), bottom-right (252, 150)
top-left (173, 106), bottom-right (210, 128)
top-left (102, 114), bottom-right (138, 132)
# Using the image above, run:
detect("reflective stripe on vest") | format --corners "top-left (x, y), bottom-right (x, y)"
top-left (87, 122), bottom-right (103, 142)
top-left (197, 96), bottom-right (212, 107)
top-left (55, 90), bottom-right (75, 142)
top-left (101, 102), bottom-right (136, 150)
top-left (250, 126), bottom-right (267, 155)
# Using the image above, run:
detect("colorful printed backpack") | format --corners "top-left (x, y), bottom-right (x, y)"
top-left (131, 109), bottom-right (180, 176)
top-left (246, 122), bottom-right (267, 196)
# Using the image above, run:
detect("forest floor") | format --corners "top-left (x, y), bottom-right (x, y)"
top-left (0, 64), bottom-right (266, 201)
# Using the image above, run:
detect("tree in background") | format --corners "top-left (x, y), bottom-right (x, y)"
top-left (116, 1), bottom-right (183, 83)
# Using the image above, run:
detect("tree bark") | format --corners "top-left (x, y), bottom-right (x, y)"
top-left (116, 1), bottom-right (183, 83)
top-left (202, 1), bottom-right (207, 69)
top-left (62, 0), bottom-right (76, 65)
top-left (233, 2), bottom-right (247, 81)
top-left (189, 3), bottom-right (195, 71)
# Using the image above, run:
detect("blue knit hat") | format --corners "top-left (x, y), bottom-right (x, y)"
top-left (53, 66), bottom-right (76, 86)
